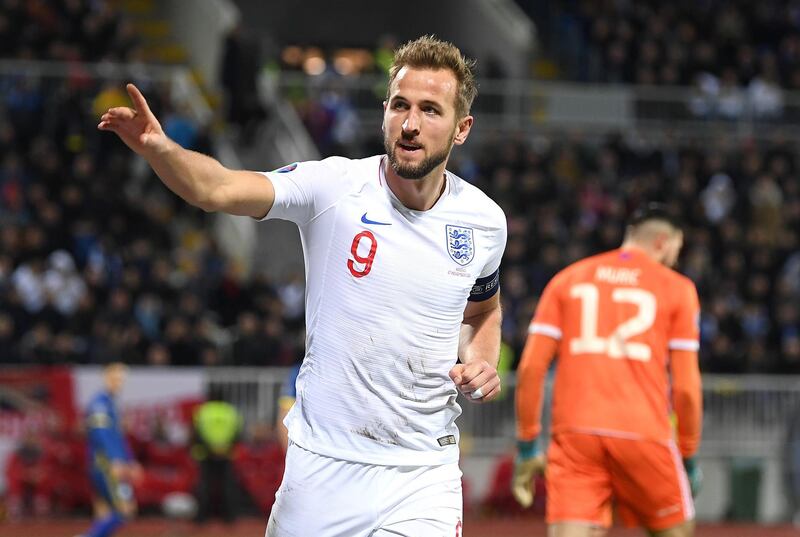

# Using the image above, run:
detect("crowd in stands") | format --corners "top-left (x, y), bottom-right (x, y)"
top-left (0, 0), bottom-right (141, 63)
top-left (537, 1), bottom-right (800, 119)
top-left (0, 71), bottom-right (304, 368)
top-left (544, 1), bottom-right (800, 86)
top-left (0, 1), bottom-right (305, 369)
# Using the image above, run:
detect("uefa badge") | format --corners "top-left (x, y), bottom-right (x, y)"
top-left (446, 225), bottom-right (475, 266)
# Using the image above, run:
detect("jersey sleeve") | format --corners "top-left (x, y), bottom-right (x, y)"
top-left (261, 158), bottom-right (349, 226)
top-left (528, 272), bottom-right (566, 341)
top-left (668, 278), bottom-right (700, 351)
top-left (468, 206), bottom-right (507, 302)
top-left (480, 208), bottom-right (507, 278)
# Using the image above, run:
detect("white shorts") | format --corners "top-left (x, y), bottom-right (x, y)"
top-left (266, 442), bottom-right (463, 537)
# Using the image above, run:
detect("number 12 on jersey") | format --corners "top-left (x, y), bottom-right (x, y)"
top-left (569, 283), bottom-right (656, 361)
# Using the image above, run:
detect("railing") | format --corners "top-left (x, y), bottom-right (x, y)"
top-left (275, 72), bottom-right (800, 143)
top-left (0, 60), bottom-right (213, 126)
top-left (208, 369), bottom-right (800, 459)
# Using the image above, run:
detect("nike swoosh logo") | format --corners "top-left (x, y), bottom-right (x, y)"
top-left (361, 212), bottom-right (392, 226)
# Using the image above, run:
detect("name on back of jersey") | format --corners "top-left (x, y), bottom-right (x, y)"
top-left (595, 266), bottom-right (641, 286)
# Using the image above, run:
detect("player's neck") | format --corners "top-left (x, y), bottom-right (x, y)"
top-left (620, 242), bottom-right (658, 262)
top-left (383, 161), bottom-right (447, 211)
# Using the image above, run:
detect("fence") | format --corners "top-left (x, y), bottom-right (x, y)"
top-left (209, 369), bottom-right (800, 459)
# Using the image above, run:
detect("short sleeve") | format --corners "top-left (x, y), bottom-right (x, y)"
top-left (468, 215), bottom-right (507, 302)
top-left (467, 204), bottom-right (507, 302)
top-left (668, 278), bottom-right (701, 351)
top-left (479, 217), bottom-right (507, 279)
top-left (261, 158), bottom-right (349, 225)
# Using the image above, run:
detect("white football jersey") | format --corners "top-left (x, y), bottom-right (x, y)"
top-left (263, 155), bottom-right (507, 466)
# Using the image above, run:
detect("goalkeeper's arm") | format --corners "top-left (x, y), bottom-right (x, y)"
top-left (670, 348), bottom-right (703, 496)
top-left (669, 349), bottom-right (702, 458)
top-left (512, 333), bottom-right (558, 507)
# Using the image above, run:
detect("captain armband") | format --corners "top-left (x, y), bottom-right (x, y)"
top-left (468, 269), bottom-right (500, 302)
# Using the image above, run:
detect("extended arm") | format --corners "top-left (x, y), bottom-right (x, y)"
top-left (98, 84), bottom-right (274, 218)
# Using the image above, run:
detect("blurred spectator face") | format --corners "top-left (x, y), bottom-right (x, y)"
top-left (146, 343), bottom-right (170, 366)
top-left (238, 312), bottom-right (259, 335)
top-left (0, 225), bottom-right (20, 253)
top-left (382, 66), bottom-right (469, 180)
top-left (72, 153), bottom-right (94, 181)
top-left (22, 226), bottom-right (46, 256)
top-left (109, 288), bottom-right (131, 313)
top-left (264, 317), bottom-right (282, 338)
top-left (165, 317), bottom-right (190, 341)
top-left (200, 346), bottom-right (220, 367)
top-left (746, 273), bottom-right (771, 300)
top-left (777, 303), bottom-right (799, 325)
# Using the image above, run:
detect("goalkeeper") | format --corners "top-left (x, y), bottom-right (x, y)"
top-left (512, 205), bottom-right (703, 537)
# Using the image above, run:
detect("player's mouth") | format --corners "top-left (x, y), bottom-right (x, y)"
top-left (396, 141), bottom-right (423, 154)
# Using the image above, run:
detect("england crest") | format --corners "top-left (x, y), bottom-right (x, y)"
top-left (446, 225), bottom-right (474, 266)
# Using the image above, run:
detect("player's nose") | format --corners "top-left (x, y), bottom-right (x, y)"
top-left (402, 109), bottom-right (421, 135)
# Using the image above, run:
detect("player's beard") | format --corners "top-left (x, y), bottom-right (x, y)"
top-left (385, 135), bottom-right (453, 180)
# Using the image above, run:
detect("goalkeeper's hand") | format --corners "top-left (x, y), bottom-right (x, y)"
top-left (511, 439), bottom-right (546, 508)
top-left (683, 457), bottom-right (703, 497)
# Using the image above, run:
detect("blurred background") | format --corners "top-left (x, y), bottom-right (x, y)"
top-left (1, 0), bottom-right (800, 535)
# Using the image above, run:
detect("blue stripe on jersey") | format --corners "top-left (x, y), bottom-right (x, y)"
top-left (468, 269), bottom-right (500, 302)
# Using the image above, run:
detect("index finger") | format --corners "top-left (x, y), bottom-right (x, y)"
top-left (126, 83), bottom-right (153, 117)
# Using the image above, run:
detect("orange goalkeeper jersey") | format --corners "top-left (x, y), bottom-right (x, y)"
top-left (523, 248), bottom-right (701, 447)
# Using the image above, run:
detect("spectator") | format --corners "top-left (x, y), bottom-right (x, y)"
top-left (191, 387), bottom-right (242, 524)
top-left (231, 311), bottom-right (265, 365)
top-left (700, 173), bottom-right (736, 224)
top-left (5, 430), bottom-right (54, 520)
top-left (43, 250), bottom-right (86, 317)
top-left (219, 23), bottom-right (266, 145)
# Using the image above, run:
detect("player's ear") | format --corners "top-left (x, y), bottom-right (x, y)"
top-left (453, 115), bottom-right (473, 146)
top-left (653, 231), bottom-right (672, 256)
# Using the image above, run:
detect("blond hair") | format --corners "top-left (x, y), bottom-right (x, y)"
top-left (387, 35), bottom-right (477, 118)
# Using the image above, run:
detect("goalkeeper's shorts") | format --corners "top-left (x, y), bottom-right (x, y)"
top-left (546, 431), bottom-right (694, 531)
